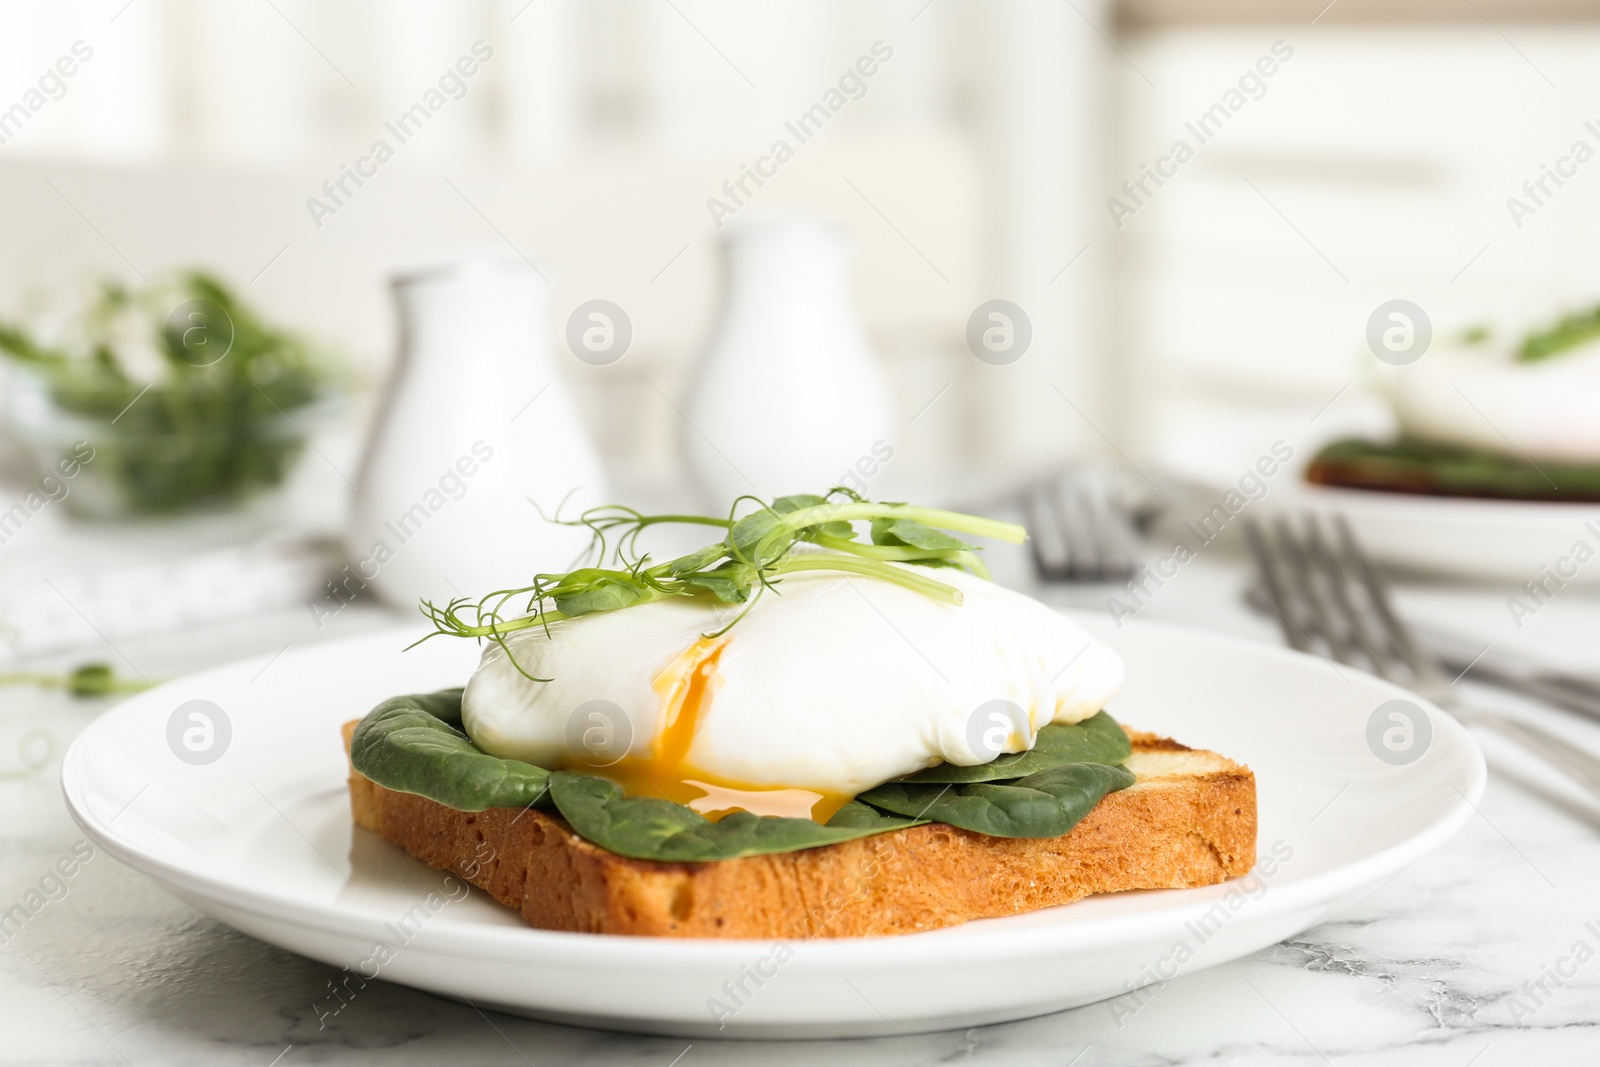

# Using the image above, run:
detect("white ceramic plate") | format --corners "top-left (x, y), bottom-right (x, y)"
top-left (63, 617), bottom-right (1484, 1039)
top-left (1157, 413), bottom-right (1600, 584)
top-left (1272, 481), bottom-right (1600, 584)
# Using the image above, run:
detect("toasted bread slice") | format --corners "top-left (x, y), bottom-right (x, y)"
top-left (342, 722), bottom-right (1255, 938)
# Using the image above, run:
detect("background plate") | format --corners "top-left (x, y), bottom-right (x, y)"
top-left (1156, 414), bottom-right (1600, 585)
top-left (1273, 481), bottom-right (1600, 585)
top-left (62, 615), bottom-right (1484, 1039)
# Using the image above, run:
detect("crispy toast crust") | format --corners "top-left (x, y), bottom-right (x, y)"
top-left (342, 722), bottom-right (1256, 938)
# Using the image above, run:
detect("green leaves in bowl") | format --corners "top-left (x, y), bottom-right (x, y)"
top-left (349, 690), bottom-right (1137, 861)
top-left (0, 271), bottom-right (342, 515)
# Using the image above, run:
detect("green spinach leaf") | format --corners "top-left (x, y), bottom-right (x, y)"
top-left (858, 762), bottom-right (1136, 838)
top-left (350, 690), bottom-right (1134, 859)
top-left (349, 690), bottom-right (553, 812)
top-left (547, 772), bottom-right (923, 861)
top-left (894, 710), bottom-right (1131, 784)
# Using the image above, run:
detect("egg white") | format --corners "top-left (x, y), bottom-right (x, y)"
top-left (1386, 341), bottom-right (1600, 463)
top-left (460, 565), bottom-right (1122, 800)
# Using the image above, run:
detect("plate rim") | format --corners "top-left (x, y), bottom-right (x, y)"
top-left (1291, 479), bottom-right (1600, 519)
top-left (61, 614), bottom-right (1487, 968)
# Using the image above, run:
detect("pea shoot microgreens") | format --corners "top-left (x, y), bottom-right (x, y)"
top-left (1519, 302), bottom-right (1600, 363)
top-left (414, 490), bottom-right (1027, 682)
top-left (0, 663), bottom-right (153, 697)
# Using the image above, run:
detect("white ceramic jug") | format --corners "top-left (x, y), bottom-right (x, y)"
top-left (682, 213), bottom-right (894, 509)
top-left (345, 256), bottom-right (607, 611)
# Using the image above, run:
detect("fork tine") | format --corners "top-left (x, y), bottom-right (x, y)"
top-left (1048, 480), bottom-right (1084, 578)
top-left (1023, 470), bottom-right (1141, 583)
top-left (1241, 518), bottom-right (1316, 654)
top-left (1248, 515), bottom-right (1600, 807)
top-left (1314, 515), bottom-right (1400, 680)
top-left (1273, 514), bottom-right (1358, 663)
top-left (1054, 479), bottom-right (1099, 579)
top-left (1083, 476), bottom-right (1138, 579)
top-left (1303, 513), bottom-right (1392, 676)
top-left (1022, 489), bottom-right (1067, 581)
top-left (1072, 481), bottom-right (1111, 579)
top-left (1332, 516), bottom-right (1451, 692)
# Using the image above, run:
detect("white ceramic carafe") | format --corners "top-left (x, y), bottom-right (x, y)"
top-left (346, 257), bottom-right (607, 610)
top-left (682, 214), bottom-right (894, 509)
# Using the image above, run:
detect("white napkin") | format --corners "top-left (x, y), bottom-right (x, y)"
top-left (0, 534), bottom-right (342, 663)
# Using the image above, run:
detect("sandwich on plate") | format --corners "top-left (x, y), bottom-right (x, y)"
top-left (344, 492), bottom-right (1256, 938)
top-left (1308, 303), bottom-right (1600, 501)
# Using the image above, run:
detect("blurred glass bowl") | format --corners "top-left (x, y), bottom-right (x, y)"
top-left (3, 365), bottom-right (343, 521)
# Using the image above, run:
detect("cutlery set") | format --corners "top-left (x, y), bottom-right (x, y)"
top-left (1024, 471), bottom-right (1600, 805)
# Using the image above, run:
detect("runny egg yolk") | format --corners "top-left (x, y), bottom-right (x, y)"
top-left (566, 636), bottom-right (853, 824)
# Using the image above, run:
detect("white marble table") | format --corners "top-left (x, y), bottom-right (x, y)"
top-left (5, 546), bottom-right (1600, 1066)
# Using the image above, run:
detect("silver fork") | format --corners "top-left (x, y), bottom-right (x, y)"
top-left (1022, 470), bottom-right (1141, 583)
top-left (1243, 513), bottom-right (1600, 804)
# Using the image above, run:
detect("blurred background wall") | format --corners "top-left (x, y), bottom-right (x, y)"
top-left (0, 0), bottom-right (1112, 502)
top-left (1116, 1), bottom-right (1600, 480)
top-left (2, 0), bottom-right (1599, 499)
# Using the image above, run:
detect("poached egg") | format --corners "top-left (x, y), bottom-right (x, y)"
top-left (1385, 340), bottom-right (1600, 463)
top-left (461, 565), bottom-right (1122, 822)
